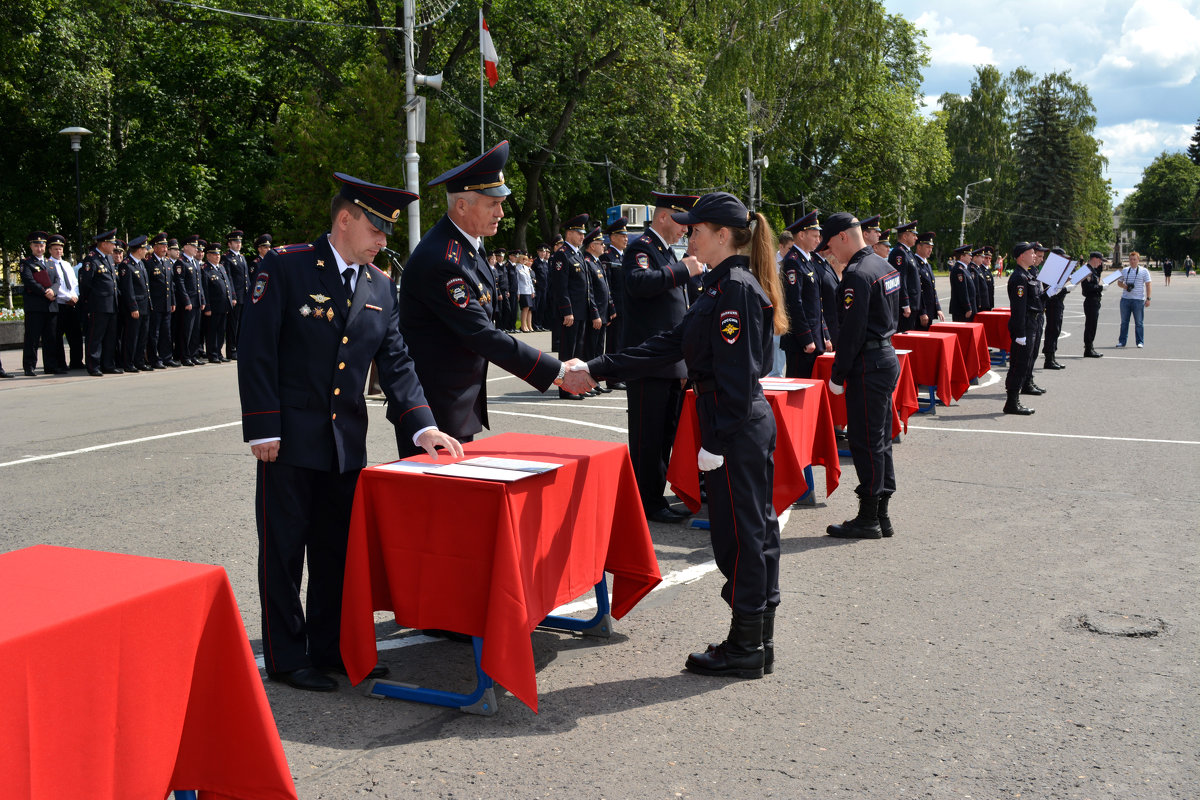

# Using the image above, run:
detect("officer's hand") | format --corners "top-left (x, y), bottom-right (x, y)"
top-left (902, 307), bottom-right (911, 317)
top-left (804, 342), bottom-right (816, 354)
top-left (204, 310), bottom-right (212, 317)
top-left (171, 305), bottom-right (176, 313)
top-left (824, 338), bottom-right (832, 351)
top-left (697, 447), bottom-right (724, 472)
top-left (966, 310), bottom-right (973, 318)
top-left (827, 378), bottom-right (844, 396)
top-left (937, 311), bottom-right (945, 321)
top-left (417, 429), bottom-right (464, 460)
top-left (563, 314), bottom-right (574, 327)
top-left (131, 310), bottom-right (139, 319)
top-left (682, 256), bottom-right (704, 277)
top-left (251, 441), bottom-right (280, 462)
top-left (592, 317), bottom-right (602, 330)
top-left (185, 304), bottom-right (193, 311)
top-left (920, 314), bottom-right (929, 326)
top-left (232, 299), bottom-right (237, 306)
top-left (560, 368), bottom-right (596, 395)
top-left (1015, 337), bottom-right (1027, 346)
top-left (44, 289), bottom-right (55, 300)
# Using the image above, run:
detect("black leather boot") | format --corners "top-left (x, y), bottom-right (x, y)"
top-left (1004, 391), bottom-right (1035, 415)
top-left (1043, 358), bottom-right (1065, 370)
top-left (686, 613), bottom-right (765, 679)
top-left (827, 494), bottom-right (882, 539)
top-left (1021, 381), bottom-right (1045, 395)
top-left (877, 493), bottom-right (895, 538)
top-left (762, 607), bottom-right (775, 674)
top-left (1083, 347), bottom-right (1103, 358)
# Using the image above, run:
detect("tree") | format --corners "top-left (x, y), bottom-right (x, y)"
top-left (1124, 152), bottom-right (1200, 259)
top-left (1187, 115), bottom-right (1200, 166)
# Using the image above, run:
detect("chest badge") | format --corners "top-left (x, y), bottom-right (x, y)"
top-left (719, 310), bottom-right (741, 344)
top-left (309, 293), bottom-right (330, 304)
top-left (327, 307), bottom-right (335, 321)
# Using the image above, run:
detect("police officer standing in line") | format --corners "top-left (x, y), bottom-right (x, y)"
top-left (531, 243), bottom-right (552, 332)
top-left (238, 172), bottom-right (462, 693)
top-left (550, 214), bottom-right (596, 397)
top-left (249, 233), bottom-right (273, 271)
top-left (1003, 242), bottom-right (1045, 415)
top-left (79, 229), bottom-right (121, 376)
top-left (397, 141), bottom-right (594, 453)
top-left (621, 192), bottom-right (700, 523)
top-left (1041, 246), bottom-right (1070, 370)
top-left (1080, 251), bottom-right (1105, 358)
top-left (812, 223), bottom-right (841, 346)
top-left (779, 210), bottom-right (829, 378)
top-left (491, 247), bottom-right (509, 330)
top-left (145, 233), bottom-right (179, 369)
top-left (889, 221), bottom-right (921, 332)
top-left (504, 249), bottom-right (520, 332)
top-left (222, 230), bottom-right (250, 359)
top-left (583, 225), bottom-right (614, 375)
top-left (820, 214), bottom-right (901, 539)
top-left (173, 235), bottom-right (205, 366)
top-left (117, 235), bottom-right (152, 372)
top-left (980, 246), bottom-right (997, 310)
top-left (601, 217), bottom-right (628, 388)
top-left (20, 231), bottom-right (61, 376)
top-left (948, 243), bottom-right (977, 321)
top-left (1018, 242), bottom-right (1049, 398)
top-left (860, 214), bottom-right (882, 251)
top-left (912, 231), bottom-right (944, 330)
top-left (202, 241), bottom-right (234, 362)
top-left (577, 191), bottom-right (787, 679)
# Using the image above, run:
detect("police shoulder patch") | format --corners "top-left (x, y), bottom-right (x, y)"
top-left (445, 277), bottom-right (470, 308)
top-left (786, 269), bottom-right (797, 285)
top-left (719, 309), bottom-right (741, 344)
top-left (636, 253), bottom-right (649, 269)
top-left (252, 272), bottom-right (269, 303)
top-left (842, 288), bottom-right (855, 309)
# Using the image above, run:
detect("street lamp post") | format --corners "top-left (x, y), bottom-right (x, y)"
top-left (955, 177), bottom-right (992, 247)
top-left (58, 127), bottom-right (92, 262)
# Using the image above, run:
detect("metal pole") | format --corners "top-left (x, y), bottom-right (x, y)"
top-left (479, 9), bottom-right (485, 154)
top-left (958, 187), bottom-right (968, 248)
top-left (74, 147), bottom-right (84, 262)
top-left (403, 0), bottom-right (421, 255)
top-left (605, 155), bottom-right (614, 207)
top-left (744, 89), bottom-right (754, 211)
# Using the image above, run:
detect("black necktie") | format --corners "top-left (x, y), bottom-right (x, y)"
top-left (342, 267), bottom-right (355, 305)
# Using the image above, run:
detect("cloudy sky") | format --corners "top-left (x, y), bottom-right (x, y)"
top-left (885, 0), bottom-right (1200, 204)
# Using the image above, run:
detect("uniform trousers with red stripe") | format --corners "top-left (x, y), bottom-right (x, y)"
top-left (701, 397), bottom-right (780, 616)
top-left (255, 459), bottom-right (360, 674)
top-left (625, 376), bottom-right (683, 515)
top-left (843, 346), bottom-right (899, 498)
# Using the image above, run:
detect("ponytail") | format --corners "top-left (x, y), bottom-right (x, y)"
top-left (733, 212), bottom-right (788, 335)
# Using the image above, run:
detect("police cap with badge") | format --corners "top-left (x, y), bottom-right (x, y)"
top-left (785, 210), bottom-right (820, 235)
top-left (93, 228), bottom-right (117, 244)
top-left (651, 192), bottom-right (700, 214)
top-left (583, 226), bottom-right (604, 247)
top-left (605, 217), bottom-right (629, 236)
top-left (859, 214), bottom-right (882, 233)
top-left (895, 221), bottom-right (918, 237)
top-left (916, 231), bottom-right (936, 245)
top-left (427, 140), bottom-right (512, 198)
top-left (332, 173), bottom-right (419, 235)
top-left (564, 213), bottom-right (589, 233)
top-left (127, 234), bottom-right (148, 253)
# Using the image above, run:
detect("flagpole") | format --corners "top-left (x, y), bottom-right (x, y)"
top-left (479, 9), bottom-right (485, 154)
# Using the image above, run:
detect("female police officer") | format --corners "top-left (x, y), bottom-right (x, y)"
top-left (570, 192), bottom-right (788, 679)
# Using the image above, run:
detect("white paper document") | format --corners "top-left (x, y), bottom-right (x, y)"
top-left (377, 456), bottom-right (563, 483)
top-left (760, 379), bottom-right (815, 392)
top-left (1068, 265), bottom-right (1092, 286)
top-left (1102, 271), bottom-right (1122, 285)
top-left (1038, 252), bottom-right (1074, 292)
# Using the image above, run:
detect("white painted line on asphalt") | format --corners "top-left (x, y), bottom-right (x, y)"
top-left (1090, 356), bottom-right (1200, 362)
top-left (0, 421), bottom-right (241, 468)
top-left (906, 425), bottom-right (1200, 445)
top-left (487, 409), bottom-right (628, 433)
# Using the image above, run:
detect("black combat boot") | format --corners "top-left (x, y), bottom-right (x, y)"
top-left (1021, 381), bottom-right (1045, 395)
top-left (827, 494), bottom-right (883, 539)
top-left (877, 493), bottom-right (895, 538)
top-left (1004, 391), bottom-right (1035, 415)
top-left (686, 613), bottom-right (765, 679)
top-left (762, 607), bottom-right (776, 674)
top-left (1043, 358), bottom-right (1065, 370)
top-left (1083, 347), bottom-right (1103, 358)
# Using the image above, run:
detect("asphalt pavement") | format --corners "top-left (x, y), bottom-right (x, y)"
top-left (2, 275), bottom-right (1197, 799)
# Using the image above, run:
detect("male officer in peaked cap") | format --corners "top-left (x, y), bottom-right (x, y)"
top-left (948, 243), bottom-right (977, 322)
top-left (859, 214), bottom-right (882, 248)
top-left (174, 234), bottom-right (205, 365)
top-left (146, 233), bottom-right (179, 368)
top-left (222, 230), bottom-right (250, 359)
top-left (779, 210), bottom-right (829, 378)
top-left (238, 171), bottom-right (462, 692)
top-left (600, 216), bottom-right (629, 386)
top-left (78, 229), bottom-right (121, 375)
top-left (1080, 251), bottom-right (1105, 357)
top-left (398, 140), bottom-right (594, 452)
top-left (621, 191), bottom-right (702, 523)
top-left (550, 212), bottom-right (597, 393)
top-left (1003, 242), bottom-right (1045, 415)
top-left (117, 235), bottom-right (152, 372)
top-left (819, 213), bottom-right (901, 539)
top-left (19, 231), bottom-right (61, 375)
top-left (889, 221), bottom-right (921, 331)
top-left (913, 231), bottom-right (943, 330)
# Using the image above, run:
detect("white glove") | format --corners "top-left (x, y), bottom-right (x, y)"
top-left (827, 378), bottom-right (844, 396)
top-left (1015, 337), bottom-right (1027, 346)
top-left (697, 447), bottom-right (725, 472)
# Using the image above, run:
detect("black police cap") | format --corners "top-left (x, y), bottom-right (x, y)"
top-left (227, 229), bottom-right (244, 241)
top-left (427, 140), bottom-right (512, 198)
top-left (1012, 242), bottom-right (1039, 258)
top-left (583, 226), bottom-right (604, 246)
top-left (255, 233), bottom-right (273, 247)
top-left (895, 221), bottom-right (918, 234)
top-left (651, 192), bottom-right (700, 213)
top-left (605, 216), bottom-right (628, 236)
top-left (786, 210), bottom-right (820, 234)
top-left (814, 212), bottom-right (860, 254)
top-left (671, 191), bottom-right (751, 229)
top-left (93, 228), bottom-right (117, 243)
top-left (859, 214), bottom-right (882, 232)
top-left (916, 231), bottom-right (935, 244)
top-left (27, 231), bottom-right (49, 244)
top-left (1088, 251), bottom-right (1105, 261)
top-left (47, 233), bottom-right (67, 246)
top-left (333, 173), bottom-right (418, 236)
top-left (564, 214), bottom-right (589, 232)
top-left (152, 232), bottom-right (169, 246)
top-left (127, 234), bottom-right (148, 250)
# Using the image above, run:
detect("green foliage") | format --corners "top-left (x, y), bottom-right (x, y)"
top-left (1124, 152), bottom-right (1200, 259)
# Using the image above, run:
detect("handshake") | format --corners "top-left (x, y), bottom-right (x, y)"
top-left (561, 358), bottom-right (598, 395)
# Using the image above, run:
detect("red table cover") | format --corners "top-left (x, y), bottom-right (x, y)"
top-left (930, 321), bottom-right (991, 379)
top-left (667, 381), bottom-right (840, 514)
top-left (973, 310), bottom-right (1012, 352)
top-left (340, 433), bottom-right (661, 712)
top-left (0, 545), bottom-right (297, 800)
top-left (812, 351), bottom-right (919, 437)
top-left (892, 331), bottom-right (971, 406)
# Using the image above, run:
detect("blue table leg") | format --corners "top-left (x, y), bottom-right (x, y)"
top-left (990, 348), bottom-right (1008, 367)
top-left (366, 578), bottom-right (614, 715)
top-left (174, 792), bottom-right (198, 800)
top-left (794, 465), bottom-right (817, 506)
top-left (915, 385), bottom-right (937, 414)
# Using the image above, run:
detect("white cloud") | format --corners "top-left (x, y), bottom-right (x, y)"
top-left (1096, 0), bottom-right (1200, 86)
top-left (1097, 119), bottom-right (1194, 202)
top-left (912, 12), bottom-right (996, 68)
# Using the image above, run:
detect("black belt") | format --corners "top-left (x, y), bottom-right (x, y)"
top-left (861, 337), bottom-right (892, 351)
top-left (694, 378), bottom-right (716, 395)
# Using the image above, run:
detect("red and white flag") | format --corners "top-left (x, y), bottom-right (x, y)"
top-left (481, 16), bottom-right (499, 87)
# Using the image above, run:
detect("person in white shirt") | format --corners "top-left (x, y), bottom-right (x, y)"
top-left (47, 234), bottom-right (84, 370)
top-left (1116, 251), bottom-right (1151, 347)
